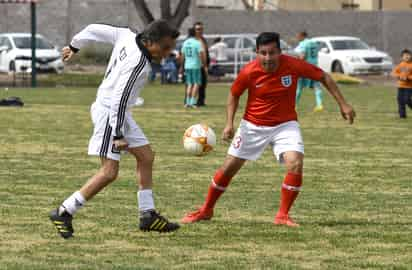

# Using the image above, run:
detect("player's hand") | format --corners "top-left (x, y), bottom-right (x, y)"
top-left (400, 75), bottom-right (408, 81)
top-left (62, 46), bottom-right (74, 62)
top-left (222, 125), bottom-right (235, 142)
top-left (113, 138), bottom-right (129, 151)
top-left (340, 103), bottom-right (356, 124)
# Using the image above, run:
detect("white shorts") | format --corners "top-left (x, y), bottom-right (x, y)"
top-left (88, 102), bottom-right (149, 161)
top-left (228, 119), bottom-right (304, 163)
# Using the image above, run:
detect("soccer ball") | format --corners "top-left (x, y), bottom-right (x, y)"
top-left (183, 124), bottom-right (216, 156)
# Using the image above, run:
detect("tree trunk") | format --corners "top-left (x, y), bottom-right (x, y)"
top-left (161, 0), bottom-right (172, 20)
top-left (131, 0), bottom-right (154, 25)
top-left (241, 0), bottom-right (253, 10)
top-left (132, 0), bottom-right (191, 29)
top-left (170, 0), bottom-right (191, 29)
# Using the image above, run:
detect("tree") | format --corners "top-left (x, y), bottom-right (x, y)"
top-left (131, 0), bottom-right (191, 29)
top-left (241, 0), bottom-right (253, 10)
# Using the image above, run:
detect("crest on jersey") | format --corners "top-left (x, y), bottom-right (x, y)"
top-left (281, 75), bottom-right (292, 87)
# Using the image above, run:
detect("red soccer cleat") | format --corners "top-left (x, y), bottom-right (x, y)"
top-left (181, 207), bottom-right (213, 224)
top-left (274, 213), bottom-right (300, 227)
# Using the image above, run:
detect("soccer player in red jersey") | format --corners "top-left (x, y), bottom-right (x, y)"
top-left (181, 32), bottom-right (356, 227)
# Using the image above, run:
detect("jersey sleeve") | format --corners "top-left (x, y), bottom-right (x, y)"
top-left (391, 64), bottom-right (401, 77)
top-left (70, 24), bottom-right (127, 50)
top-left (230, 67), bottom-right (250, 97)
top-left (109, 56), bottom-right (147, 138)
top-left (294, 42), bottom-right (306, 55)
top-left (294, 58), bottom-right (324, 81)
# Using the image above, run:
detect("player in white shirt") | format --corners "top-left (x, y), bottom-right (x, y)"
top-left (49, 20), bottom-right (180, 238)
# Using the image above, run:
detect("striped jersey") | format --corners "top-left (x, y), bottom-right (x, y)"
top-left (70, 24), bottom-right (152, 138)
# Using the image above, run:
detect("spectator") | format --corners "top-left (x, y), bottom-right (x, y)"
top-left (391, 49), bottom-right (412, 118)
top-left (161, 52), bottom-right (178, 84)
top-left (209, 37), bottom-right (228, 78)
top-left (194, 21), bottom-right (209, 106)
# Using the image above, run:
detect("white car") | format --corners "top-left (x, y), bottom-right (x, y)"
top-left (311, 36), bottom-right (393, 75)
top-left (0, 33), bottom-right (64, 73)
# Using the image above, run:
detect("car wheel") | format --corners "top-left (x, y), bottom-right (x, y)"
top-left (332, 61), bottom-right (344, 73)
top-left (9, 61), bottom-right (16, 72)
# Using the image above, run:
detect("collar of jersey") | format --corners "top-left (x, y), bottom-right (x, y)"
top-left (136, 34), bottom-right (153, 62)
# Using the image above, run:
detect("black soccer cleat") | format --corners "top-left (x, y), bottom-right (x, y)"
top-left (49, 209), bottom-right (74, 239)
top-left (139, 210), bottom-right (180, 233)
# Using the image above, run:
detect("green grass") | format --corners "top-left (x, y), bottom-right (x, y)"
top-left (0, 82), bottom-right (411, 270)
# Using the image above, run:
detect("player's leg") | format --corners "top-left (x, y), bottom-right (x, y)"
top-left (313, 81), bottom-right (324, 112)
top-left (49, 158), bottom-right (119, 239)
top-left (271, 121), bottom-right (304, 227)
top-left (274, 151), bottom-right (303, 227)
top-left (398, 88), bottom-right (407, 118)
top-left (197, 67), bottom-right (207, 106)
top-left (182, 119), bottom-right (270, 223)
top-left (181, 155), bottom-right (246, 223)
top-left (295, 78), bottom-right (304, 106)
top-left (407, 89), bottom-right (412, 110)
top-left (126, 118), bottom-right (180, 233)
top-left (185, 69), bottom-right (192, 107)
top-left (190, 69), bottom-right (201, 107)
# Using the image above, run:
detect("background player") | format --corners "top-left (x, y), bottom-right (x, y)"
top-left (295, 31), bottom-right (324, 112)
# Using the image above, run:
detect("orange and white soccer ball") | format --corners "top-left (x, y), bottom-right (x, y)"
top-left (183, 124), bottom-right (216, 156)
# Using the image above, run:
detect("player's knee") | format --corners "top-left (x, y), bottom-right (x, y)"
top-left (138, 149), bottom-right (155, 165)
top-left (102, 166), bottom-right (118, 181)
top-left (286, 158), bottom-right (303, 173)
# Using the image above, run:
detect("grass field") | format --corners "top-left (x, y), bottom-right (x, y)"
top-left (0, 81), bottom-right (411, 270)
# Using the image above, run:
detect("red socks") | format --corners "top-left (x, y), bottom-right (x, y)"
top-left (278, 172), bottom-right (302, 216)
top-left (202, 169), bottom-right (232, 210)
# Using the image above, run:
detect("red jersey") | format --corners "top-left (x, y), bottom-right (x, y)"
top-left (231, 54), bottom-right (324, 126)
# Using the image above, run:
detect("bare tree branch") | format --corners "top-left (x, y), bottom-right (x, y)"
top-left (170, 0), bottom-right (191, 29)
top-left (161, 0), bottom-right (172, 20)
top-left (132, 0), bottom-right (191, 29)
top-left (241, 0), bottom-right (253, 10)
top-left (132, 0), bottom-right (154, 25)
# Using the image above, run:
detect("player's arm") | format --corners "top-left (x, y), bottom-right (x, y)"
top-left (319, 72), bottom-right (356, 124)
top-left (62, 24), bottom-right (123, 61)
top-left (223, 68), bottom-right (248, 141)
top-left (391, 64), bottom-right (401, 79)
top-left (179, 52), bottom-right (185, 74)
top-left (223, 93), bottom-right (240, 142)
top-left (294, 44), bottom-right (305, 60)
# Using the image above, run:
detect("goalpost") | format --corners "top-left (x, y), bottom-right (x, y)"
top-left (0, 0), bottom-right (37, 87)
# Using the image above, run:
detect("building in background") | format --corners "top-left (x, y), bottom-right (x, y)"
top-left (196, 0), bottom-right (412, 11)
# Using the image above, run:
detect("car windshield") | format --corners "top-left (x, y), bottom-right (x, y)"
top-left (330, 39), bottom-right (369, 50)
top-left (12, 36), bottom-right (54, 49)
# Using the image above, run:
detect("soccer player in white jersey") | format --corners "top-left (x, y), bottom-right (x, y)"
top-left (49, 20), bottom-right (180, 238)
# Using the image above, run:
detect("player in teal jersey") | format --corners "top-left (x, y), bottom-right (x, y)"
top-left (180, 28), bottom-right (206, 108)
top-left (295, 31), bottom-right (324, 112)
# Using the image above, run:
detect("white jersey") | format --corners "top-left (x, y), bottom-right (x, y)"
top-left (70, 24), bottom-right (152, 138)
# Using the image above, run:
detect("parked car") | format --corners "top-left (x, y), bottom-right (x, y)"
top-left (176, 33), bottom-right (294, 76)
top-left (0, 33), bottom-right (64, 73)
top-left (311, 36), bottom-right (393, 75)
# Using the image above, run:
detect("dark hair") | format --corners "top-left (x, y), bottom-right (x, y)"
top-left (401, 49), bottom-right (411, 55)
top-left (188, 27), bottom-right (196, 37)
top-left (141, 20), bottom-right (180, 43)
top-left (213, 37), bottom-right (222, 43)
top-left (299, 31), bottom-right (308, 38)
top-left (256, 32), bottom-right (281, 50)
top-left (194, 21), bottom-right (203, 27)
